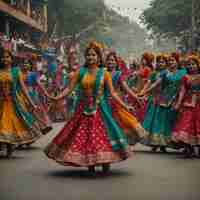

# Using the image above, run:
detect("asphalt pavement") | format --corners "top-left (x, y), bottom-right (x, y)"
top-left (0, 123), bottom-right (200, 200)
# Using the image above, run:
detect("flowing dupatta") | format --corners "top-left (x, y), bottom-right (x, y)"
top-left (104, 70), bottom-right (121, 98)
top-left (101, 70), bottom-right (129, 151)
top-left (11, 67), bottom-right (36, 128)
top-left (75, 66), bottom-right (129, 151)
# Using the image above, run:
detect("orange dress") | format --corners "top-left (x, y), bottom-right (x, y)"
top-left (107, 70), bottom-right (147, 140)
top-left (0, 69), bottom-right (41, 145)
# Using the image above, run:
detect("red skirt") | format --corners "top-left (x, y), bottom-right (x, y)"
top-left (172, 104), bottom-right (200, 145)
top-left (45, 101), bottom-right (131, 167)
top-left (135, 99), bottom-right (147, 123)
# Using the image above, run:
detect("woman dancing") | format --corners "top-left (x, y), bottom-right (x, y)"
top-left (45, 42), bottom-right (133, 173)
top-left (0, 48), bottom-right (42, 157)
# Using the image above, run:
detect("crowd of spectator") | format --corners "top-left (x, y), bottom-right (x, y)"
top-left (0, 31), bottom-right (37, 55)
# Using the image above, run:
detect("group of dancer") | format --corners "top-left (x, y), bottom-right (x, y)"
top-left (0, 40), bottom-right (200, 174)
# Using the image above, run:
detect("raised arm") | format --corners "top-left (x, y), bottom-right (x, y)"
top-left (36, 79), bottom-right (50, 97)
top-left (140, 80), bottom-right (151, 94)
top-left (120, 81), bottom-right (140, 105)
top-left (139, 78), bottom-right (161, 96)
top-left (55, 70), bottom-right (79, 100)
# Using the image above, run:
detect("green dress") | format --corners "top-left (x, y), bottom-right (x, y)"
top-left (142, 69), bottom-right (187, 146)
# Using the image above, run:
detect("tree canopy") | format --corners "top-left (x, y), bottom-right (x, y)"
top-left (47, 0), bottom-right (149, 57)
top-left (141, 0), bottom-right (200, 50)
top-left (47, 0), bottom-right (106, 36)
top-left (142, 0), bottom-right (192, 36)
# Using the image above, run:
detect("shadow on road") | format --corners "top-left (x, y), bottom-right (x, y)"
top-left (134, 150), bottom-right (182, 155)
top-left (45, 169), bottom-right (133, 179)
top-left (16, 146), bottom-right (42, 152)
top-left (0, 155), bottom-right (25, 160)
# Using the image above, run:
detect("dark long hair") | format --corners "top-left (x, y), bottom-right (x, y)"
top-left (187, 56), bottom-right (200, 74)
top-left (105, 51), bottom-right (119, 71)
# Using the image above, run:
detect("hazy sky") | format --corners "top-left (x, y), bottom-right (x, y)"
top-left (104, 0), bottom-right (151, 23)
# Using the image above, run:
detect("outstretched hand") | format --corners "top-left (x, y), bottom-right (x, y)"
top-left (30, 104), bottom-right (39, 112)
top-left (127, 105), bottom-right (135, 113)
top-left (46, 94), bottom-right (58, 101)
top-left (173, 103), bottom-right (180, 111)
top-left (137, 91), bottom-right (145, 97)
top-left (135, 96), bottom-right (143, 108)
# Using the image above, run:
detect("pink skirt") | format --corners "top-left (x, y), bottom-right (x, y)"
top-left (172, 104), bottom-right (200, 145)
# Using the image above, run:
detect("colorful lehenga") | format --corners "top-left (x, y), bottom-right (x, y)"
top-left (0, 68), bottom-right (41, 145)
top-left (142, 69), bottom-right (186, 146)
top-left (172, 76), bottom-right (200, 145)
top-left (53, 65), bottom-right (68, 121)
top-left (126, 68), bottom-right (151, 122)
top-left (25, 71), bottom-right (52, 130)
top-left (45, 67), bottom-right (132, 167)
top-left (105, 70), bottom-right (147, 141)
